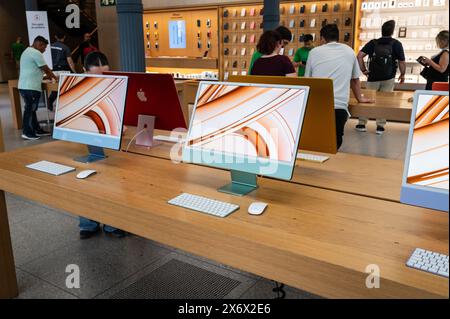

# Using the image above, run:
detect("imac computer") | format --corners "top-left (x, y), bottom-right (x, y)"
top-left (53, 73), bottom-right (128, 163)
top-left (183, 81), bottom-right (310, 196)
top-left (228, 75), bottom-right (337, 154)
top-left (401, 90), bottom-right (449, 212)
top-left (104, 71), bottom-right (187, 129)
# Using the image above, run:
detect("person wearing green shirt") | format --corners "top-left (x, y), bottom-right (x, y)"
top-left (293, 34), bottom-right (314, 76)
top-left (11, 37), bottom-right (25, 69)
top-left (249, 26), bottom-right (293, 75)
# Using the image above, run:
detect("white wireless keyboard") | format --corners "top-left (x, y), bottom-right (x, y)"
top-left (406, 248), bottom-right (449, 278)
top-left (154, 135), bottom-right (185, 143)
top-left (297, 153), bottom-right (330, 163)
top-left (26, 160), bottom-right (75, 176)
top-left (168, 193), bottom-right (239, 218)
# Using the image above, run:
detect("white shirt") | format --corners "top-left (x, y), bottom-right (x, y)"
top-left (305, 42), bottom-right (361, 114)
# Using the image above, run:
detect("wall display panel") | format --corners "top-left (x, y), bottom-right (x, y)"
top-left (143, 8), bottom-right (219, 80)
top-left (221, 1), bottom-right (355, 80)
top-left (355, 0), bottom-right (449, 84)
top-left (144, 9), bottom-right (218, 58)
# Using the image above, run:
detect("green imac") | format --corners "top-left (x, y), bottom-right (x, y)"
top-left (182, 81), bottom-right (310, 196)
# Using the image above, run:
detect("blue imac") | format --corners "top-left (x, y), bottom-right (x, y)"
top-left (183, 81), bottom-right (310, 196)
top-left (400, 90), bottom-right (449, 212)
top-left (53, 74), bottom-right (128, 163)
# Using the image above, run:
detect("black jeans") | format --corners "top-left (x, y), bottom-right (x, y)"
top-left (335, 109), bottom-right (348, 150)
top-left (48, 91), bottom-right (57, 111)
top-left (19, 89), bottom-right (42, 136)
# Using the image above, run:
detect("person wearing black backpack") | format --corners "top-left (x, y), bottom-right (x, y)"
top-left (356, 20), bottom-right (406, 135)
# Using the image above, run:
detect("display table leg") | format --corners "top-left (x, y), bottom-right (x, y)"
top-left (0, 190), bottom-right (18, 298)
top-left (7, 81), bottom-right (22, 130)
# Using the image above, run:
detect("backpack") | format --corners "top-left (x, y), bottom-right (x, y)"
top-left (368, 39), bottom-right (396, 81)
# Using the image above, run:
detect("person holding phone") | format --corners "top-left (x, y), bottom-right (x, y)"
top-left (293, 34), bottom-right (314, 77)
top-left (420, 30), bottom-right (449, 90)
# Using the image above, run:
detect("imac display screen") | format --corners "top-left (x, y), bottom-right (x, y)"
top-left (406, 94), bottom-right (449, 190)
top-left (186, 83), bottom-right (308, 163)
top-left (53, 74), bottom-right (128, 150)
top-left (169, 20), bottom-right (186, 49)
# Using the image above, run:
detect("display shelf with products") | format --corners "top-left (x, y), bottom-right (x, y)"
top-left (355, 0), bottom-right (449, 84)
top-left (221, 1), bottom-right (356, 80)
top-left (143, 8), bottom-right (219, 81)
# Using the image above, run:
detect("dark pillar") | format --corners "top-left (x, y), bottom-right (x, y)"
top-left (263, 0), bottom-right (280, 31)
top-left (24, 0), bottom-right (38, 11)
top-left (116, 0), bottom-right (145, 72)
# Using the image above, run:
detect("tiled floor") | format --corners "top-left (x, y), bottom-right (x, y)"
top-left (0, 83), bottom-right (410, 299)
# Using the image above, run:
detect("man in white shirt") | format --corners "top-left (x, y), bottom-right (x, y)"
top-left (305, 24), bottom-right (372, 150)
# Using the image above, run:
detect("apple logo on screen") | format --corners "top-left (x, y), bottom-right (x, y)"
top-left (137, 89), bottom-right (147, 102)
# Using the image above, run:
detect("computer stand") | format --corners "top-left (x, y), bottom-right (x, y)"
top-left (74, 145), bottom-right (107, 163)
top-left (218, 170), bottom-right (258, 196)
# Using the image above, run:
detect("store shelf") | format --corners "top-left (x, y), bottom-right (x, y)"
top-left (146, 57), bottom-right (218, 69)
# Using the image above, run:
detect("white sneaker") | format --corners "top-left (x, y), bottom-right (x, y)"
top-left (376, 126), bottom-right (385, 135)
top-left (21, 134), bottom-right (40, 141)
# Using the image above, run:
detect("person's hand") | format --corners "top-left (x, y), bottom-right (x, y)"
top-left (358, 96), bottom-right (374, 104)
top-left (398, 74), bottom-right (405, 84)
top-left (362, 70), bottom-right (370, 76)
top-left (422, 57), bottom-right (432, 66)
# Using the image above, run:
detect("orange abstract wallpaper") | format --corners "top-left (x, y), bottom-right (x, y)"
top-left (55, 75), bottom-right (128, 137)
top-left (407, 94), bottom-right (449, 190)
top-left (187, 84), bottom-right (307, 162)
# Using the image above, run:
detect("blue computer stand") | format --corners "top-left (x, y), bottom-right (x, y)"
top-left (74, 145), bottom-right (107, 163)
top-left (218, 170), bottom-right (259, 196)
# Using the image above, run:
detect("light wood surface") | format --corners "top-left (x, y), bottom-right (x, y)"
top-left (0, 141), bottom-right (447, 298)
top-left (228, 76), bottom-right (338, 154)
top-left (122, 128), bottom-right (403, 202)
top-left (0, 114), bottom-right (16, 298)
top-left (8, 80), bottom-right (59, 130)
top-left (349, 90), bottom-right (414, 122)
top-left (0, 117), bottom-right (4, 153)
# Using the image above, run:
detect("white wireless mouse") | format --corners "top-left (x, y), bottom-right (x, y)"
top-left (248, 202), bottom-right (268, 215)
top-left (76, 170), bottom-right (97, 179)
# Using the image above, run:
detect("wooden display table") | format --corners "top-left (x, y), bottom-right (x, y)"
top-left (8, 80), bottom-right (59, 130)
top-left (349, 90), bottom-right (414, 122)
top-left (0, 142), bottom-right (448, 299)
top-left (0, 117), bottom-right (4, 152)
top-left (122, 128), bottom-right (404, 202)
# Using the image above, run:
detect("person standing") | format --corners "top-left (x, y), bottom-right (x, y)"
top-left (251, 30), bottom-right (296, 77)
top-left (47, 33), bottom-right (77, 111)
top-left (78, 51), bottom-right (127, 240)
top-left (421, 30), bottom-right (449, 90)
top-left (11, 37), bottom-right (26, 70)
top-left (18, 36), bottom-right (57, 140)
top-left (74, 33), bottom-right (98, 65)
top-left (51, 33), bottom-right (76, 73)
top-left (293, 34), bottom-right (314, 77)
top-left (305, 24), bottom-right (373, 150)
top-left (356, 20), bottom-right (406, 135)
top-left (249, 26), bottom-right (292, 75)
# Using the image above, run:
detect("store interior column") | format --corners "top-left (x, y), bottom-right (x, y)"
top-left (263, 0), bottom-right (280, 31)
top-left (116, 0), bottom-right (145, 72)
top-left (24, 0), bottom-right (38, 11)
